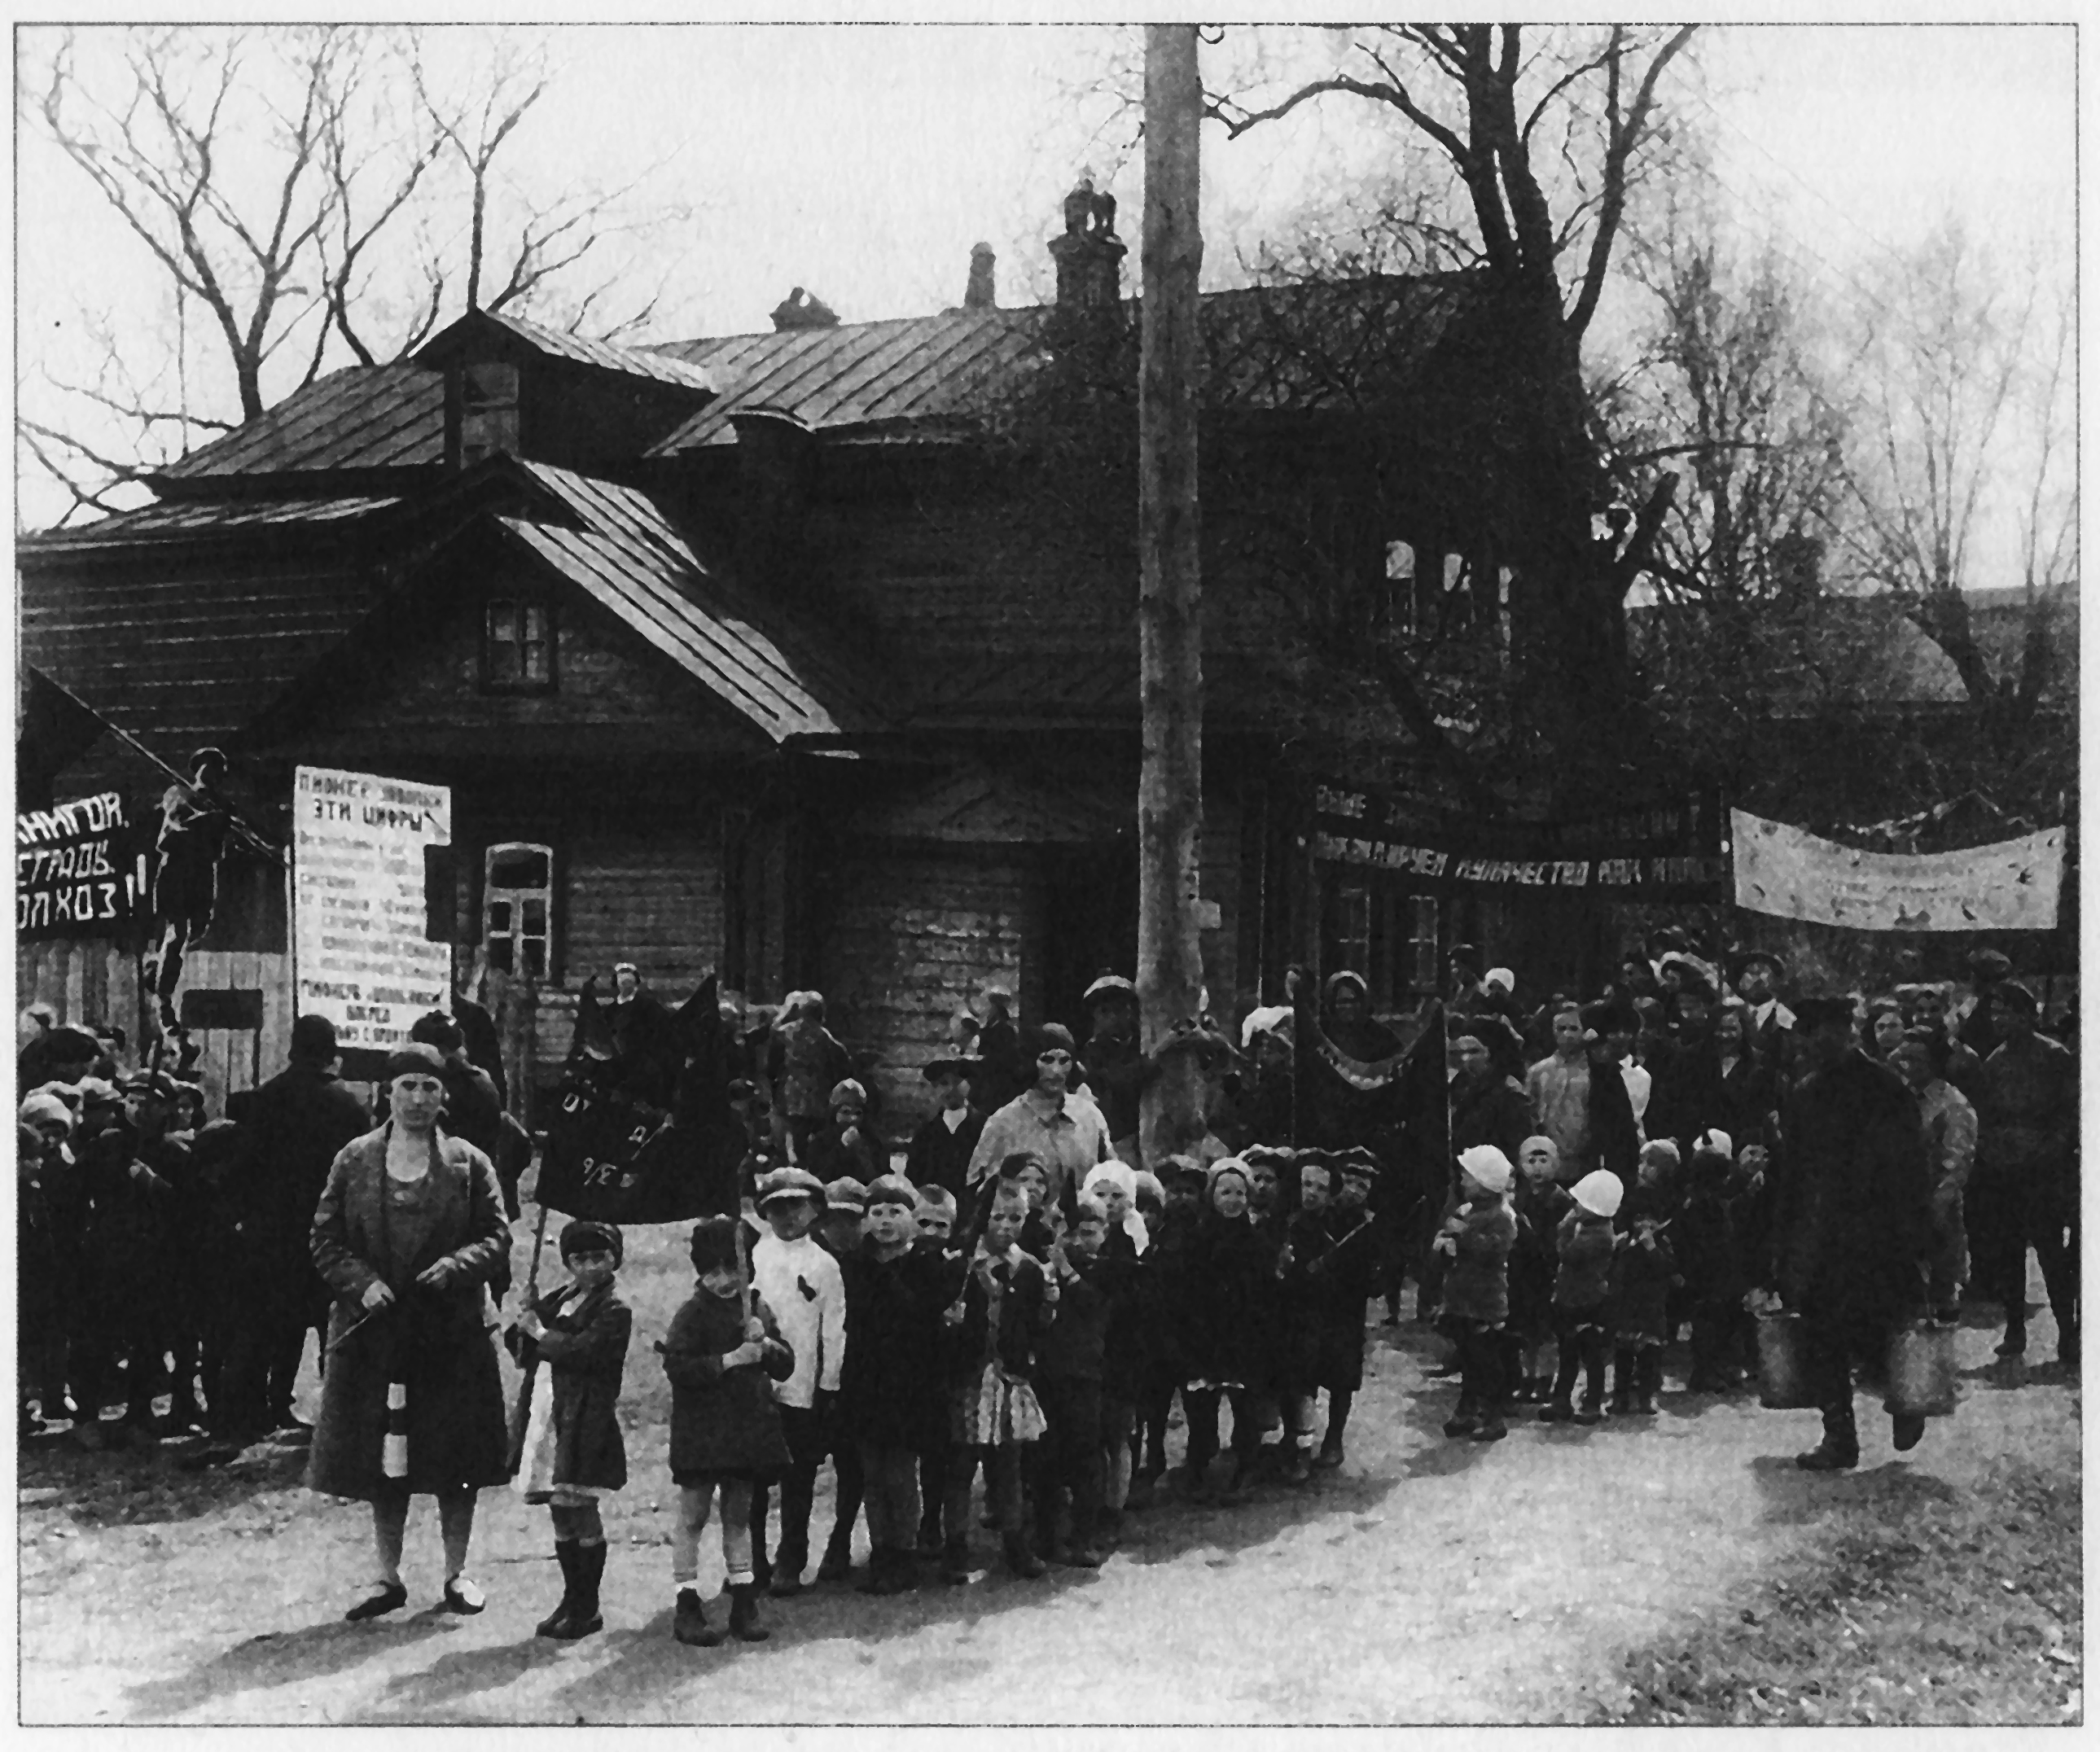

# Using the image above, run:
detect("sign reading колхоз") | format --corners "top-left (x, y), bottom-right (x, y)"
top-left (292, 765), bottom-right (453, 1050)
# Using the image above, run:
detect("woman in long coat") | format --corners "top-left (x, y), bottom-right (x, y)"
top-left (308, 1043), bottom-right (512, 1619)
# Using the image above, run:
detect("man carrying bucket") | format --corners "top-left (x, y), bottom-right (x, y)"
top-left (1756, 996), bottom-right (1936, 1471)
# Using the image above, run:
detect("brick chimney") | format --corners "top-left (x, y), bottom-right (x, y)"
top-left (770, 287), bottom-right (840, 331)
top-left (1046, 174), bottom-right (1125, 309)
top-left (963, 243), bottom-right (997, 311)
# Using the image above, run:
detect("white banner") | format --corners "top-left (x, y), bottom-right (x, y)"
top-left (1731, 808), bottom-right (2064, 933)
top-left (294, 766), bottom-right (454, 1049)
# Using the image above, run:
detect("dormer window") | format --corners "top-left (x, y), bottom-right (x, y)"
top-left (458, 359), bottom-right (520, 465)
top-left (483, 598), bottom-right (555, 692)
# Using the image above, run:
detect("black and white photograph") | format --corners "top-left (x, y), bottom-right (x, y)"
top-left (11, 19), bottom-right (2080, 1727)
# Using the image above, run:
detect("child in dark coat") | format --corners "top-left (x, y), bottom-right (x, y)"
top-left (1137, 1159), bottom-right (1205, 1486)
top-left (660, 1216), bottom-right (795, 1647)
top-left (511, 1219), bottom-right (634, 1640)
top-left (1432, 1145), bottom-right (1519, 1442)
top-left (838, 1176), bottom-right (968, 1594)
top-left (1033, 1194), bottom-right (1125, 1564)
top-left (1677, 1132), bottom-right (1750, 1392)
top-left (912, 1186), bottom-right (964, 1553)
top-left (1610, 1144), bottom-right (1682, 1417)
top-left (940, 1178), bottom-right (1056, 1583)
top-left (1540, 1171), bottom-right (1621, 1424)
top-left (1508, 1138), bottom-right (1574, 1404)
top-left (1278, 1153), bottom-right (1374, 1478)
top-left (1179, 1159), bottom-right (1282, 1499)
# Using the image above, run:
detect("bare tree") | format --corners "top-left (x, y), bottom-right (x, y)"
top-left (1208, 24), bottom-right (1699, 782)
top-left (1826, 221), bottom-right (2076, 737)
top-left (21, 24), bottom-right (696, 525)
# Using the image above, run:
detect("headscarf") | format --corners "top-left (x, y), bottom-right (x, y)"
top-left (1572, 1170), bottom-right (1624, 1219)
top-left (384, 1042), bottom-right (448, 1082)
top-left (1203, 1156), bottom-right (1251, 1210)
top-left (1082, 1160), bottom-right (1147, 1253)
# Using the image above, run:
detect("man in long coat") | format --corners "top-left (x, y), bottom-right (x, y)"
top-left (1759, 996), bottom-right (1933, 1470)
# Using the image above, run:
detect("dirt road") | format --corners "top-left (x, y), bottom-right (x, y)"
top-left (18, 1223), bottom-right (2080, 1725)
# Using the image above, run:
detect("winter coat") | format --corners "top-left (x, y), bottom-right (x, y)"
top-left (800, 1122), bottom-right (885, 1188)
top-left (948, 1243), bottom-right (1054, 1388)
top-left (1712, 1050), bottom-right (1780, 1158)
top-left (1553, 1210), bottom-right (1616, 1313)
top-left (1437, 1196), bottom-right (1517, 1326)
top-left (1182, 1210), bottom-right (1282, 1388)
top-left (1080, 1032), bottom-right (1156, 1143)
top-left (660, 1286), bottom-right (796, 1482)
top-left (305, 1126), bottom-right (513, 1501)
top-left (507, 1281), bottom-right (632, 1490)
top-left (839, 1241), bottom-right (967, 1450)
top-left (1509, 1180), bottom-right (1575, 1338)
top-left (1763, 1049), bottom-right (1931, 1333)
top-left (1038, 1250), bottom-right (1128, 1383)
top-left (1139, 1207), bottom-right (1200, 1375)
top-left (1091, 1232), bottom-right (1150, 1400)
top-left (1277, 1205), bottom-right (1375, 1391)
top-left (1978, 1033), bottom-right (2078, 1189)
top-left (1608, 1186), bottom-right (1680, 1346)
top-left (906, 1106), bottom-right (988, 1201)
top-left (1673, 1191), bottom-right (1745, 1311)
top-left (235, 1061), bottom-right (369, 1268)
top-left (1449, 1075), bottom-right (1535, 1176)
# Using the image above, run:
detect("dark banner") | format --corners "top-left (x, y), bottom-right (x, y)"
top-left (1310, 782), bottom-right (1727, 902)
top-left (536, 1079), bottom-right (739, 1224)
top-left (15, 791), bottom-right (149, 939)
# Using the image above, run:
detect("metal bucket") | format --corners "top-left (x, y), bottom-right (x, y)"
top-left (1885, 1319), bottom-right (1958, 1418)
top-left (1756, 1312), bottom-right (1818, 1409)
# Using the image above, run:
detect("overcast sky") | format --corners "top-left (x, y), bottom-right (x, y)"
top-left (12, 22), bottom-right (2076, 535)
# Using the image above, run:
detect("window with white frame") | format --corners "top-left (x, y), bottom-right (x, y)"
top-left (483, 843), bottom-right (554, 979)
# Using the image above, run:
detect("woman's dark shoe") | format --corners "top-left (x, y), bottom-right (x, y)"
top-left (673, 1587), bottom-right (721, 1647)
top-left (1795, 1443), bottom-right (1860, 1472)
top-left (728, 1580), bottom-right (770, 1641)
top-left (1002, 1532), bottom-right (1047, 1579)
top-left (345, 1581), bottom-right (408, 1622)
top-left (1537, 1399), bottom-right (1576, 1423)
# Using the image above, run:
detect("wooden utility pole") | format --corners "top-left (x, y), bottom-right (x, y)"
top-left (1136, 24), bottom-right (1207, 1167)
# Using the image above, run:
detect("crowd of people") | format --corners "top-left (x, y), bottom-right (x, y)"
top-left (15, 930), bottom-right (2078, 1640)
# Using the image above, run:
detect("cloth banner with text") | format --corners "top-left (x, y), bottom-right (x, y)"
top-left (1309, 782), bottom-right (1726, 902)
top-left (1730, 808), bottom-right (2065, 932)
top-left (16, 791), bottom-right (149, 940)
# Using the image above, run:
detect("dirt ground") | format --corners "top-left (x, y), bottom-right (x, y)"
top-left (17, 1220), bottom-right (2082, 1726)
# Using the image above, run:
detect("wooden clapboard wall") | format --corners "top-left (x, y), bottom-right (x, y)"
top-left (15, 940), bottom-right (294, 1118)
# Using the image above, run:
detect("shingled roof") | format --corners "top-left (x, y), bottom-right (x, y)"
top-left (127, 273), bottom-right (1483, 485)
top-left (498, 462), bottom-right (886, 743)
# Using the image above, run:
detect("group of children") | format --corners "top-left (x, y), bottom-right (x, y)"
top-left (504, 1138), bottom-right (1391, 1649)
top-left (1434, 1130), bottom-right (1763, 1438)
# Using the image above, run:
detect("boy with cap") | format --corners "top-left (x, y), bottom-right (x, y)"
top-left (837, 1175), bottom-right (969, 1592)
top-left (747, 1167), bottom-right (847, 1596)
top-left (1540, 1170), bottom-right (1622, 1423)
top-left (906, 1053), bottom-right (986, 1207)
top-left (1432, 1145), bottom-right (1519, 1440)
top-left (512, 1220), bottom-right (632, 1640)
top-left (660, 1216), bottom-right (796, 1646)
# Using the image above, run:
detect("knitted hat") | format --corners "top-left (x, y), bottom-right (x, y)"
top-left (559, 1219), bottom-right (624, 1264)
top-left (822, 1176), bottom-right (868, 1215)
top-left (119, 1068), bottom-right (181, 1102)
top-left (688, 1215), bottom-right (740, 1272)
top-left (1457, 1144), bottom-right (1513, 1194)
top-left (1572, 1170), bottom-right (1624, 1218)
top-left (864, 1173), bottom-right (918, 1213)
top-left (1968, 948), bottom-right (2014, 983)
top-left (409, 1010), bottom-right (464, 1053)
top-left (1023, 1023), bottom-right (1077, 1059)
top-left (827, 1078), bottom-right (868, 1110)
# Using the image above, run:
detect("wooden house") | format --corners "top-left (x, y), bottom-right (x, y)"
top-left (20, 192), bottom-right (1524, 1133)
